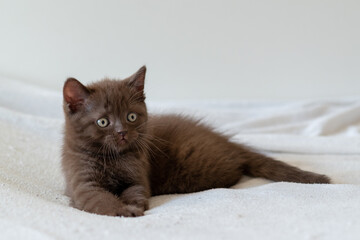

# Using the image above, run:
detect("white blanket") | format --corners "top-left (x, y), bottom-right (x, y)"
top-left (1, 78), bottom-right (359, 240)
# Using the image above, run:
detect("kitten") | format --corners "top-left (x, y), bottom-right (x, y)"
top-left (62, 66), bottom-right (330, 217)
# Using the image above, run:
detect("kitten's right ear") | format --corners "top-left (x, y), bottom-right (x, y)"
top-left (63, 78), bottom-right (90, 113)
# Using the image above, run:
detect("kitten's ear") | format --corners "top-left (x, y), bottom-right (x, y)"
top-left (128, 65), bottom-right (146, 92)
top-left (63, 78), bottom-right (90, 113)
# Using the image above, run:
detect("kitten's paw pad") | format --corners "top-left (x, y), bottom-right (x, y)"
top-left (116, 205), bottom-right (144, 217)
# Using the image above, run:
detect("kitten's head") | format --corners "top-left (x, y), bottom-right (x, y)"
top-left (63, 66), bottom-right (148, 153)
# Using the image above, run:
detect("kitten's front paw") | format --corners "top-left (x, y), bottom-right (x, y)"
top-left (120, 185), bottom-right (149, 210)
top-left (86, 203), bottom-right (144, 217)
top-left (116, 205), bottom-right (144, 217)
top-left (81, 197), bottom-right (144, 217)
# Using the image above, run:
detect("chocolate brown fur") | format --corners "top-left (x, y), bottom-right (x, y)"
top-left (62, 66), bottom-right (330, 217)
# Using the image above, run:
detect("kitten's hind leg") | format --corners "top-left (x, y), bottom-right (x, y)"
top-left (241, 149), bottom-right (330, 184)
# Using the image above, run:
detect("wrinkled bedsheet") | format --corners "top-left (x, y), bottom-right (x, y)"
top-left (1, 78), bottom-right (359, 240)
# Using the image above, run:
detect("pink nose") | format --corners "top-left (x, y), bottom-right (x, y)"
top-left (118, 131), bottom-right (128, 137)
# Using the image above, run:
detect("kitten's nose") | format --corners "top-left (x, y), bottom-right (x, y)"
top-left (118, 131), bottom-right (128, 137)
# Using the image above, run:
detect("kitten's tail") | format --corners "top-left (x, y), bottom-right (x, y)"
top-left (241, 148), bottom-right (330, 184)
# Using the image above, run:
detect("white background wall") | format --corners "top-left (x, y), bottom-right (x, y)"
top-left (0, 0), bottom-right (359, 101)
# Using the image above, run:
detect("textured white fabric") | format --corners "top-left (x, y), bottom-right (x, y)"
top-left (1, 77), bottom-right (359, 240)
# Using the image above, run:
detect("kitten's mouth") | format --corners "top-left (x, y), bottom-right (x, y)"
top-left (119, 139), bottom-right (127, 145)
top-left (117, 136), bottom-right (128, 146)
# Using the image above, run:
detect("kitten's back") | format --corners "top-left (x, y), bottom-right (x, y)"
top-left (147, 114), bottom-right (248, 195)
top-left (147, 114), bottom-right (330, 196)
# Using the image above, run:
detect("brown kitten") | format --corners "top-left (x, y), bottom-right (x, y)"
top-left (62, 66), bottom-right (330, 217)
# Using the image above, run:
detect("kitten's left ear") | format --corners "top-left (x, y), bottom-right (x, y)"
top-left (128, 65), bottom-right (146, 92)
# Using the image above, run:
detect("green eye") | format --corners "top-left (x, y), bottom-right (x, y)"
top-left (97, 118), bottom-right (109, 128)
top-left (127, 113), bottom-right (137, 122)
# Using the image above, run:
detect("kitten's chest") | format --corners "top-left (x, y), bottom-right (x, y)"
top-left (91, 154), bottom-right (143, 196)
top-left (93, 163), bottom-right (131, 196)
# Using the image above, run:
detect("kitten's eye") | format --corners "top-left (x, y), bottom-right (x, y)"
top-left (96, 118), bottom-right (109, 128)
top-left (127, 113), bottom-right (137, 122)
